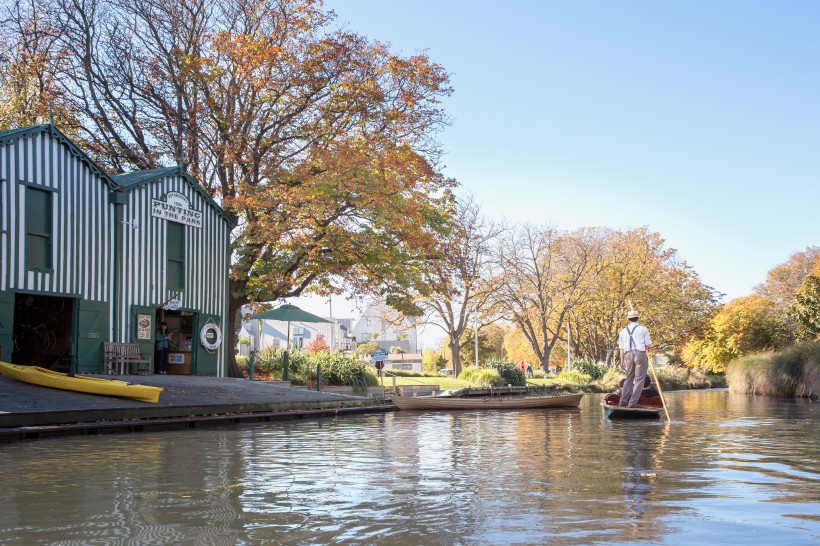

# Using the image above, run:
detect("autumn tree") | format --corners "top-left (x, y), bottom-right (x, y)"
top-left (568, 227), bottom-right (718, 366)
top-left (756, 246), bottom-right (820, 314)
top-left (681, 295), bottom-right (784, 373)
top-left (758, 246), bottom-right (820, 340)
top-left (400, 195), bottom-right (503, 377)
top-left (0, 0), bottom-right (75, 130)
top-left (36, 0), bottom-right (454, 375)
top-left (789, 275), bottom-right (820, 341)
top-left (491, 225), bottom-right (606, 370)
top-left (306, 336), bottom-right (330, 354)
top-left (421, 348), bottom-right (446, 373)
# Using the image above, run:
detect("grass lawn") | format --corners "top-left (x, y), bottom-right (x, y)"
top-left (376, 374), bottom-right (469, 391)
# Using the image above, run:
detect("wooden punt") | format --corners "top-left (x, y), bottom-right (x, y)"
top-left (391, 392), bottom-right (583, 410)
top-left (0, 361), bottom-right (163, 403)
top-left (601, 401), bottom-right (663, 419)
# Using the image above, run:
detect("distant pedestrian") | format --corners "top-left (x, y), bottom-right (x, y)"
top-left (520, 361), bottom-right (525, 373)
top-left (618, 309), bottom-right (652, 408)
top-left (526, 363), bottom-right (534, 378)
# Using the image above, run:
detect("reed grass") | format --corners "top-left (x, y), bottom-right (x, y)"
top-left (727, 342), bottom-right (820, 398)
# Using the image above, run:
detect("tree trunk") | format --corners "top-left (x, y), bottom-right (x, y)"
top-left (225, 295), bottom-right (248, 378)
top-left (450, 339), bottom-right (463, 378)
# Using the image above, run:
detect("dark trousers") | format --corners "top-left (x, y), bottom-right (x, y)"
top-left (155, 348), bottom-right (168, 373)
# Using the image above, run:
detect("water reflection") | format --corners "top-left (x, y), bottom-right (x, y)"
top-left (0, 391), bottom-right (819, 545)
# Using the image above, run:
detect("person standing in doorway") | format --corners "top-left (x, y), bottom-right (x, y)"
top-left (618, 310), bottom-right (652, 408)
top-left (155, 321), bottom-right (173, 375)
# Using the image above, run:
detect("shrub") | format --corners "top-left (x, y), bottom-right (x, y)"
top-left (483, 357), bottom-right (526, 386)
top-left (306, 336), bottom-right (330, 354)
top-left (566, 358), bottom-right (607, 380)
top-left (458, 366), bottom-right (502, 387)
top-left (558, 369), bottom-right (592, 385)
top-left (355, 341), bottom-right (383, 355)
top-left (310, 352), bottom-right (377, 394)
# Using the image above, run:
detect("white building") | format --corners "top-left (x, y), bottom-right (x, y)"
top-left (241, 312), bottom-right (354, 352)
top-left (350, 302), bottom-right (418, 353)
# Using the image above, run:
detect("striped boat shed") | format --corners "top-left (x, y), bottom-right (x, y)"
top-left (0, 124), bottom-right (233, 376)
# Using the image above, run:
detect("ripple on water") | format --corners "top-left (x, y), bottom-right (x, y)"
top-left (0, 392), bottom-right (819, 545)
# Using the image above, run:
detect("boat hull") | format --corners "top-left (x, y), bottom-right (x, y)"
top-left (601, 401), bottom-right (662, 419)
top-left (0, 361), bottom-right (163, 403)
top-left (391, 393), bottom-right (583, 410)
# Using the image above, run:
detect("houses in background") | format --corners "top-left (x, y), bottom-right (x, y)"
top-left (239, 300), bottom-right (420, 356)
top-left (241, 313), bottom-right (354, 353)
top-left (350, 302), bottom-right (418, 353)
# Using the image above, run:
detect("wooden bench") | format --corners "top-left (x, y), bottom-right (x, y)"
top-left (104, 342), bottom-right (152, 375)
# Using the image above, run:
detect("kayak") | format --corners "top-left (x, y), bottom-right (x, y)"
top-left (0, 361), bottom-right (163, 403)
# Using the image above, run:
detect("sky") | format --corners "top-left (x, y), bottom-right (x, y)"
top-left (292, 0), bottom-right (820, 348)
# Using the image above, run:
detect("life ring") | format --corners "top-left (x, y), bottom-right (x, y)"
top-left (200, 322), bottom-right (222, 350)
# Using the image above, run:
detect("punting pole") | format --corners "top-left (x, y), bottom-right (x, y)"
top-left (647, 349), bottom-right (671, 423)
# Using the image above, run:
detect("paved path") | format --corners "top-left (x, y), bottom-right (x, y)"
top-left (0, 374), bottom-right (392, 440)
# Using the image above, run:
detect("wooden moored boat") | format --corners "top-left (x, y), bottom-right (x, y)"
top-left (0, 361), bottom-right (163, 403)
top-left (391, 391), bottom-right (583, 410)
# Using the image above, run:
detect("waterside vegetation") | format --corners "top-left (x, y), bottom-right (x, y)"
top-left (238, 351), bottom-right (725, 394)
top-left (727, 342), bottom-right (820, 399)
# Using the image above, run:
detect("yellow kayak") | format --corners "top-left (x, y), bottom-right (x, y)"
top-left (0, 361), bottom-right (163, 403)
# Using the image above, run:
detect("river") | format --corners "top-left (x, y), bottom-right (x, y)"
top-left (1, 390), bottom-right (818, 545)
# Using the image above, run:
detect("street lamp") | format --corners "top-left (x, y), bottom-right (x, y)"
top-left (474, 317), bottom-right (479, 367)
top-left (565, 323), bottom-right (571, 370)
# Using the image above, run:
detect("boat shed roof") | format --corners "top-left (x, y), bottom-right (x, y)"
top-left (112, 167), bottom-right (235, 227)
top-left (0, 124), bottom-right (119, 191)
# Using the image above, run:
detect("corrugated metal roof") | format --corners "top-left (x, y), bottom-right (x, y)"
top-left (112, 165), bottom-right (234, 226)
top-left (0, 124), bottom-right (119, 190)
top-left (0, 124), bottom-right (50, 142)
top-left (111, 167), bottom-right (178, 188)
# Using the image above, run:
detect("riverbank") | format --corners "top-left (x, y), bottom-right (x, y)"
top-left (0, 374), bottom-right (392, 442)
top-left (727, 341), bottom-right (820, 398)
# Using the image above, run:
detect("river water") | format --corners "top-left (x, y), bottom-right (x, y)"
top-left (1, 390), bottom-right (818, 545)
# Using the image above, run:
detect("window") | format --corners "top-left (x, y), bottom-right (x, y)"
top-left (166, 221), bottom-right (185, 290)
top-left (25, 187), bottom-right (52, 270)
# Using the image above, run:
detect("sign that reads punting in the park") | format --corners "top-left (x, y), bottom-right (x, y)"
top-left (151, 191), bottom-right (203, 228)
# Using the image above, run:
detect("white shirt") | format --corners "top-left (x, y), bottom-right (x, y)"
top-left (619, 323), bottom-right (652, 351)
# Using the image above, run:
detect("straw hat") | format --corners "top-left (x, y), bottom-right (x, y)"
top-left (627, 310), bottom-right (640, 319)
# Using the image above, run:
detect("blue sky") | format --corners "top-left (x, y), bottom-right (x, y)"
top-left (296, 1), bottom-right (820, 345)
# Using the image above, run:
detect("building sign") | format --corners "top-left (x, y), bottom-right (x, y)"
top-left (151, 191), bottom-right (202, 228)
top-left (137, 314), bottom-right (152, 340)
top-left (168, 353), bottom-right (185, 364)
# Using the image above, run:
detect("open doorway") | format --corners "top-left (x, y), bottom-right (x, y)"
top-left (12, 293), bottom-right (74, 370)
top-left (156, 309), bottom-right (196, 374)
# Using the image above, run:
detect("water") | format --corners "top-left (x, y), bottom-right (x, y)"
top-left (1, 390), bottom-right (819, 545)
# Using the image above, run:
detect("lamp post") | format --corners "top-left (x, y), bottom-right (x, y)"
top-left (474, 319), bottom-right (479, 366)
top-left (328, 295), bottom-right (335, 351)
top-left (566, 323), bottom-right (571, 370)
